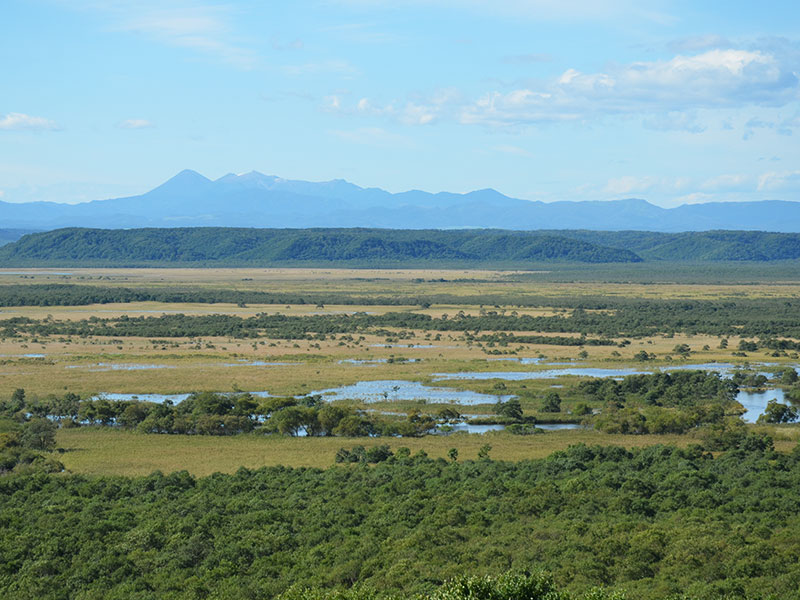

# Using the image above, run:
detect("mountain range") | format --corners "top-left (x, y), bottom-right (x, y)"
top-left (1, 169), bottom-right (799, 232)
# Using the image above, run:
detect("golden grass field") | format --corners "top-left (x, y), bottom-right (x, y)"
top-left (55, 427), bottom-right (800, 477)
top-left (0, 326), bottom-right (784, 398)
top-left (2, 267), bottom-right (799, 475)
top-left (4, 266), bottom-right (800, 299)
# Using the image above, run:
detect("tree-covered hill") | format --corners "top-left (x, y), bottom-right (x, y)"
top-left (2, 227), bottom-right (800, 267)
top-left (549, 230), bottom-right (800, 261)
top-left (0, 228), bottom-right (642, 266)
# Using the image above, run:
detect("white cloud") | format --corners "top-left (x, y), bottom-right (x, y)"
top-left (0, 113), bottom-right (60, 131)
top-left (323, 95), bottom-right (343, 111)
top-left (332, 89), bottom-right (460, 125)
top-left (492, 145), bottom-right (533, 157)
top-left (758, 170), bottom-right (800, 192)
top-left (460, 47), bottom-right (799, 128)
top-left (119, 118), bottom-right (154, 129)
top-left (604, 176), bottom-right (660, 195)
top-left (700, 174), bottom-right (752, 191)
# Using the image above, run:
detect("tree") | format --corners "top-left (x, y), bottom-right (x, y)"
top-left (477, 444), bottom-right (492, 460)
top-left (673, 344), bottom-right (691, 358)
top-left (318, 405), bottom-right (350, 435)
top-left (9, 388), bottom-right (25, 413)
top-left (541, 391), bottom-right (561, 413)
top-left (758, 400), bottom-right (799, 424)
top-left (448, 448), bottom-right (459, 462)
top-left (19, 418), bottom-right (56, 451)
top-left (332, 415), bottom-right (372, 437)
top-left (496, 398), bottom-right (523, 421)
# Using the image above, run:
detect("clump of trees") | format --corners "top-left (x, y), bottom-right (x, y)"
top-left (0, 389), bottom-right (439, 438)
top-left (0, 389), bottom-right (62, 473)
top-left (581, 371), bottom-right (739, 434)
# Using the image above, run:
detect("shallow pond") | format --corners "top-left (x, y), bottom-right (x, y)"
top-left (90, 363), bottom-right (176, 372)
top-left (221, 360), bottom-right (298, 367)
top-left (438, 422), bottom-right (582, 434)
top-left (487, 357), bottom-right (545, 365)
top-left (90, 390), bottom-right (273, 404)
top-left (309, 379), bottom-right (514, 406)
top-left (432, 363), bottom-right (749, 382)
top-left (338, 358), bottom-right (421, 365)
top-left (737, 389), bottom-right (787, 423)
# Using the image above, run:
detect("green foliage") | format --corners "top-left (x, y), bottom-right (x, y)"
top-left (496, 399), bottom-right (523, 421)
top-left (1, 445), bottom-right (800, 598)
top-left (541, 392), bottom-right (562, 413)
top-left (18, 418), bottom-right (56, 451)
top-left (584, 371), bottom-right (734, 435)
top-left (427, 573), bottom-right (565, 600)
top-left (757, 400), bottom-right (799, 424)
top-left (0, 227), bottom-right (643, 266)
top-left (8, 228), bottom-right (800, 268)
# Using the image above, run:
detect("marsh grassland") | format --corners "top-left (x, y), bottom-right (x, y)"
top-left (2, 265), bottom-right (799, 473)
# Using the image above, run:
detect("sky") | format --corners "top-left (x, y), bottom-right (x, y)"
top-left (1, 0), bottom-right (799, 207)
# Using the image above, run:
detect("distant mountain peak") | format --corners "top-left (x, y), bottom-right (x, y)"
top-left (2, 168), bottom-right (799, 232)
top-left (172, 169), bottom-right (209, 182)
top-left (148, 169), bottom-right (212, 196)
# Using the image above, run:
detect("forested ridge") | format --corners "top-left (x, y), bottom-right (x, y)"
top-left (2, 443), bottom-right (800, 599)
top-left (3, 228), bottom-right (800, 266)
top-left (0, 228), bottom-right (641, 266)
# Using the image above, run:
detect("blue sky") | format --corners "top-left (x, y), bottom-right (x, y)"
top-left (1, 0), bottom-right (799, 207)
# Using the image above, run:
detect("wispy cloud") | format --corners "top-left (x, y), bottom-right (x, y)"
top-left (492, 144), bottom-right (533, 157)
top-left (758, 170), bottom-right (800, 192)
top-left (63, 1), bottom-right (256, 69)
top-left (119, 118), bottom-right (154, 129)
top-left (700, 174), bottom-right (752, 191)
top-left (0, 113), bottom-right (60, 131)
top-left (328, 89), bottom-right (460, 125)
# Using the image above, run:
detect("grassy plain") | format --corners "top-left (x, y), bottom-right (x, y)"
top-left (3, 266), bottom-right (800, 475)
top-left (55, 426), bottom-right (800, 476)
top-left (4, 265), bottom-right (800, 299)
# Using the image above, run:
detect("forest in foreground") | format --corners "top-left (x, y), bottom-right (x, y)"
top-left (2, 442), bottom-right (799, 600)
